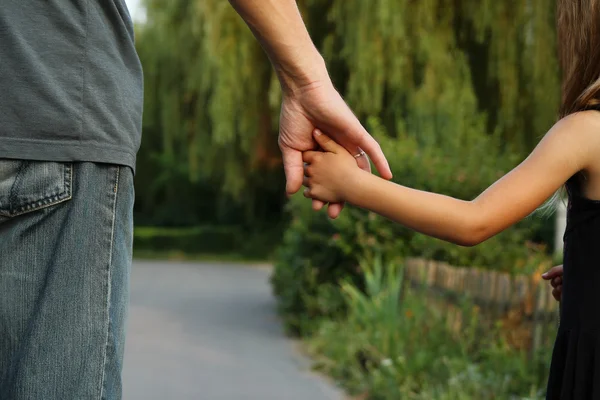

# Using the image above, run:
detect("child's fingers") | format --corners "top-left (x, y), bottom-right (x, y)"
top-left (327, 202), bottom-right (343, 219)
top-left (542, 265), bottom-right (563, 279)
top-left (312, 199), bottom-right (325, 211)
top-left (303, 151), bottom-right (321, 163)
top-left (551, 276), bottom-right (562, 288)
top-left (303, 163), bottom-right (312, 177)
top-left (313, 129), bottom-right (344, 154)
top-left (303, 176), bottom-right (310, 187)
top-left (552, 287), bottom-right (562, 301)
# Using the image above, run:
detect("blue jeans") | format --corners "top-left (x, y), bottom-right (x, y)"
top-left (0, 161), bottom-right (134, 399)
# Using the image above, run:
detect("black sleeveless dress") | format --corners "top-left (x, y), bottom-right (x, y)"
top-left (546, 179), bottom-right (600, 399)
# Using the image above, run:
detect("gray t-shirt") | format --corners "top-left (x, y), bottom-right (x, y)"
top-left (0, 0), bottom-right (143, 171)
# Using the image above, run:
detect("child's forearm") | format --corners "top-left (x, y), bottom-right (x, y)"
top-left (346, 171), bottom-right (483, 246)
top-left (324, 114), bottom-right (599, 243)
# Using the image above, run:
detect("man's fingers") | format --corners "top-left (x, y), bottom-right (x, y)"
top-left (281, 146), bottom-right (304, 195)
top-left (322, 102), bottom-right (391, 179)
top-left (353, 147), bottom-right (371, 173)
top-left (313, 129), bottom-right (343, 153)
top-left (358, 134), bottom-right (392, 180)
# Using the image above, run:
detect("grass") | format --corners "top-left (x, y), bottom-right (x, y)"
top-left (300, 258), bottom-right (550, 399)
top-left (133, 225), bottom-right (279, 262)
top-left (132, 248), bottom-right (271, 265)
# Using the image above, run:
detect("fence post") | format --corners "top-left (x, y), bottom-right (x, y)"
top-left (530, 282), bottom-right (542, 358)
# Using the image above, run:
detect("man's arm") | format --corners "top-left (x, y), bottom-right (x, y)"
top-left (228, 0), bottom-right (326, 92)
top-left (229, 0), bottom-right (392, 219)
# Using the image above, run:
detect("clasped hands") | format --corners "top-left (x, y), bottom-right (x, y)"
top-left (301, 129), bottom-right (369, 206)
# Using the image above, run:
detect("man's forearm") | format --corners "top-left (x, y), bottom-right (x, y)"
top-left (229, 0), bottom-right (329, 92)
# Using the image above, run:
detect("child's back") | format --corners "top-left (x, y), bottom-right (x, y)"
top-left (547, 175), bottom-right (600, 399)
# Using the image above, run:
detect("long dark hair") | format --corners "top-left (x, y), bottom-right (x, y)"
top-left (558, 0), bottom-right (600, 117)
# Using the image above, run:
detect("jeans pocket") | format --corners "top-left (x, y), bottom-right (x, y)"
top-left (0, 160), bottom-right (73, 222)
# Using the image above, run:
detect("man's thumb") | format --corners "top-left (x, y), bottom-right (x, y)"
top-left (281, 146), bottom-right (304, 195)
top-left (313, 129), bottom-right (340, 153)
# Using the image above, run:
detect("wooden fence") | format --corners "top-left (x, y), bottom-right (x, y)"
top-left (402, 258), bottom-right (559, 353)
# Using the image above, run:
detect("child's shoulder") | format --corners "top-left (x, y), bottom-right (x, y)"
top-left (549, 110), bottom-right (600, 155)
top-left (556, 110), bottom-right (600, 133)
top-left (556, 111), bottom-right (600, 180)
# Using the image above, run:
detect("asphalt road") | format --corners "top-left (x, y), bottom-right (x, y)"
top-left (122, 260), bottom-right (345, 400)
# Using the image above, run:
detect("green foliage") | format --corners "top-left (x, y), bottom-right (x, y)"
top-left (307, 259), bottom-right (551, 399)
top-left (133, 0), bottom-right (560, 233)
top-left (134, 2), bottom-right (561, 395)
top-left (271, 199), bottom-right (360, 335)
top-left (320, 0), bottom-right (559, 152)
top-left (138, 0), bottom-right (278, 196)
top-left (272, 117), bottom-right (552, 335)
top-left (134, 0), bottom-right (285, 230)
top-left (371, 120), bottom-right (551, 273)
top-left (272, 2), bottom-right (555, 334)
top-left (134, 225), bottom-right (279, 259)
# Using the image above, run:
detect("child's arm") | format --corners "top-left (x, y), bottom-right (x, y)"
top-left (303, 113), bottom-right (600, 246)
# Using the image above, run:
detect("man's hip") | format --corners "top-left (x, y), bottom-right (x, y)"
top-left (0, 161), bottom-right (134, 400)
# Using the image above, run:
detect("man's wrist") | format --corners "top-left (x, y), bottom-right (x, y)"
top-left (274, 49), bottom-right (330, 94)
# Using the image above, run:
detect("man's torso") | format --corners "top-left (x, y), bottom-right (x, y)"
top-left (0, 0), bottom-right (143, 170)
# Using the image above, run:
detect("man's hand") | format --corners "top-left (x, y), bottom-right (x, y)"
top-left (280, 80), bottom-right (392, 218)
top-left (229, 0), bottom-right (391, 219)
top-left (542, 265), bottom-right (563, 301)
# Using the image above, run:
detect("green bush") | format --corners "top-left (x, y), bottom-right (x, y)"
top-left (271, 202), bottom-right (362, 335)
top-left (272, 119), bottom-right (552, 335)
top-left (307, 259), bottom-right (551, 399)
top-left (375, 125), bottom-right (551, 271)
top-left (134, 225), bottom-right (279, 259)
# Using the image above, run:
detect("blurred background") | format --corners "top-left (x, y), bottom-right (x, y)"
top-left (125, 1), bottom-right (562, 399)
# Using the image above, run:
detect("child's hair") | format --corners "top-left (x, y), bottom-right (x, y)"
top-left (538, 1), bottom-right (600, 215)
top-left (558, 0), bottom-right (600, 117)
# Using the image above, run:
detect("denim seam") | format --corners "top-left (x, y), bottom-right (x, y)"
top-left (7, 161), bottom-right (27, 212)
top-left (6, 163), bottom-right (74, 217)
top-left (98, 166), bottom-right (120, 400)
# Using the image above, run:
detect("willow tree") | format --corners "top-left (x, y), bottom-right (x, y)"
top-left (318, 0), bottom-right (560, 152)
top-left (135, 0), bottom-right (560, 225)
top-left (136, 0), bottom-right (283, 225)
top-left (139, 0), bottom-right (279, 183)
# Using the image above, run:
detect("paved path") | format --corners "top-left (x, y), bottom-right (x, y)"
top-left (123, 260), bottom-right (345, 400)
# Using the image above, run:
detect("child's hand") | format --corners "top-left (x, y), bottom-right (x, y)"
top-left (542, 265), bottom-right (563, 301)
top-left (302, 129), bottom-right (364, 204)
